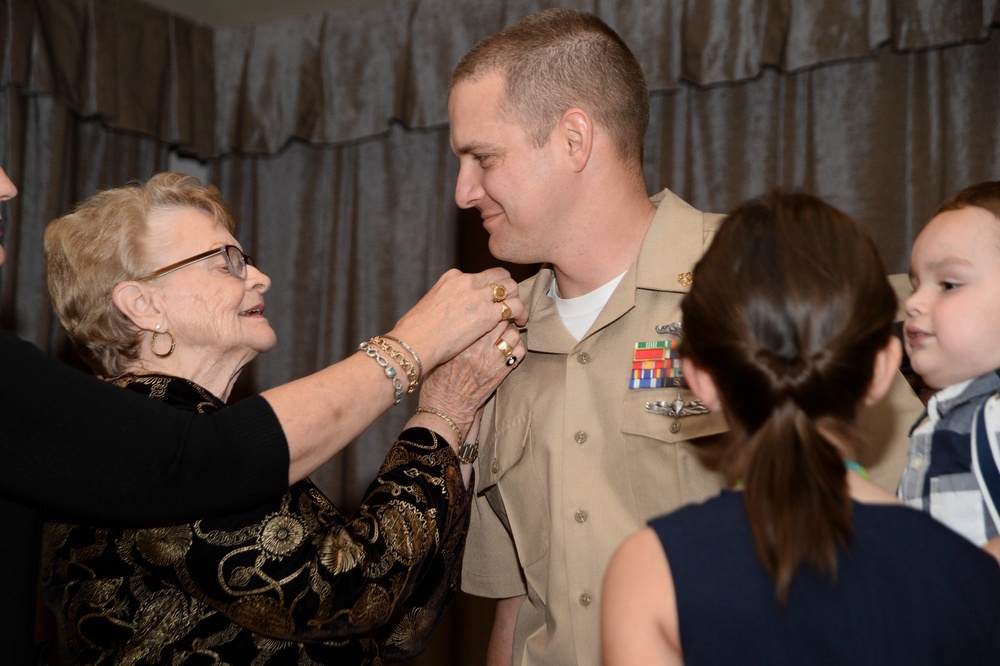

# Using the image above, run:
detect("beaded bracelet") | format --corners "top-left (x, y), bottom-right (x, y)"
top-left (414, 406), bottom-right (464, 446)
top-left (381, 335), bottom-right (423, 386)
top-left (359, 341), bottom-right (405, 404)
top-left (369, 335), bottom-right (420, 394)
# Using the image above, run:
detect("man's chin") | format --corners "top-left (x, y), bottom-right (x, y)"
top-left (487, 236), bottom-right (511, 261)
top-left (487, 237), bottom-right (533, 265)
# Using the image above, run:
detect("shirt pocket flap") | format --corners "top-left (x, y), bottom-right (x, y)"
top-left (620, 389), bottom-right (729, 443)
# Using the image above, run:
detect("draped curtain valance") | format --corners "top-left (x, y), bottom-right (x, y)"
top-left (5, 0), bottom-right (998, 159)
top-left (4, 5), bottom-right (1000, 662)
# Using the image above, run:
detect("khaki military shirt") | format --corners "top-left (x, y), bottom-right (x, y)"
top-left (461, 189), bottom-right (919, 666)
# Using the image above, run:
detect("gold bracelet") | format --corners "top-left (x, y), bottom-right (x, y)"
top-left (382, 335), bottom-right (423, 385)
top-left (370, 336), bottom-right (419, 394)
top-left (414, 406), bottom-right (463, 447)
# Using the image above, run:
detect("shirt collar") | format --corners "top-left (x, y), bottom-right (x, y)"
top-left (927, 369), bottom-right (1000, 422)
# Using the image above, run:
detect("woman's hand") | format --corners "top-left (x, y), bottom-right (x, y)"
top-left (268, 270), bottom-right (527, 485)
top-left (388, 268), bottom-right (527, 372)
top-left (407, 321), bottom-right (525, 450)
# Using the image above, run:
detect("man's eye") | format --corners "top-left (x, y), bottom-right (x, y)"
top-left (941, 281), bottom-right (958, 291)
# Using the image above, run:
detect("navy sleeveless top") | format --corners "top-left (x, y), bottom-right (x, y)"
top-left (650, 490), bottom-right (1000, 665)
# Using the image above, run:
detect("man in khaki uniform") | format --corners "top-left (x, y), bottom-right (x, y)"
top-left (448, 9), bottom-right (921, 666)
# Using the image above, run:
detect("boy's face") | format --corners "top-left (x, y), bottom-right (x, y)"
top-left (904, 206), bottom-right (1000, 389)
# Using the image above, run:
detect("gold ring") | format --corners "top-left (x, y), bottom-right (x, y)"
top-left (499, 300), bottom-right (512, 320)
top-left (495, 338), bottom-right (514, 359)
top-left (490, 283), bottom-right (507, 303)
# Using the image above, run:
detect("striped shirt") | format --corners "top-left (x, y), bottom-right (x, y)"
top-left (897, 370), bottom-right (1000, 545)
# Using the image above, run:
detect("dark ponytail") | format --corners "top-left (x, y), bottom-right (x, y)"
top-left (681, 193), bottom-right (896, 603)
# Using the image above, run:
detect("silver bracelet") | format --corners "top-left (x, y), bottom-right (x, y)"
top-left (359, 341), bottom-right (405, 405)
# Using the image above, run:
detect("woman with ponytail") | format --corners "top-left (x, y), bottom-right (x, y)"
top-left (601, 193), bottom-right (1000, 665)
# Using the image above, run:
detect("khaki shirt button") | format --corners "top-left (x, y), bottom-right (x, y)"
top-left (574, 431), bottom-right (588, 444)
top-left (670, 421), bottom-right (681, 434)
top-left (577, 352), bottom-right (590, 364)
top-left (575, 510), bottom-right (588, 523)
top-left (491, 460), bottom-right (500, 474)
top-left (579, 592), bottom-right (592, 607)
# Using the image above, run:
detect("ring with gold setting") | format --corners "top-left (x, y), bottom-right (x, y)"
top-left (495, 338), bottom-right (514, 359)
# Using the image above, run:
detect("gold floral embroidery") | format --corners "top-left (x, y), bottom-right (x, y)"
top-left (379, 500), bottom-right (433, 564)
top-left (349, 583), bottom-right (392, 628)
top-left (387, 607), bottom-right (436, 652)
top-left (134, 526), bottom-right (193, 566)
top-left (42, 373), bottom-right (470, 663)
top-left (319, 527), bottom-right (365, 574)
top-left (259, 512), bottom-right (306, 558)
top-left (230, 595), bottom-right (295, 636)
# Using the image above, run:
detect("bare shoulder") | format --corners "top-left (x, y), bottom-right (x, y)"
top-left (848, 471), bottom-right (903, 505)
top-left (602, 528), bottom-right (683, 665)
top-left (608, 527), bottom-right (668, 577)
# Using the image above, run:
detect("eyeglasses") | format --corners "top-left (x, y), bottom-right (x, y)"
top-left (137, 245), bottom-right (255, 282)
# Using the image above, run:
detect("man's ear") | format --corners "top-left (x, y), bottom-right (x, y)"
top-left (683, 357), bottom-right (721, 411)
top-left (112, 281), bottom-right (162, 331)
top-left (864, 336), bottom-right (904, 406)
top-left (559, 108), bottom-right (593, 172)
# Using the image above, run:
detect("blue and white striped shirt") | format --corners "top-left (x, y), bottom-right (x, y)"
top-left (897, 370), bottom-right (1000, 546)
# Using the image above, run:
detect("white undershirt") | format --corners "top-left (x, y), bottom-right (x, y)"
top-left (548, 271), bottom-right (627, 341)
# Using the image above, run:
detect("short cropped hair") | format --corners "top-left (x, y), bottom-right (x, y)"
top-left (45, 172), bottom-right (235, 375)
top-left (935, 181), bottom-right (1000, 222)
top-left (451, 8), bottom-right (649, 166)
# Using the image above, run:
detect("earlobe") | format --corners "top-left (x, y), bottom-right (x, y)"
top-left (561, 108), bottom-right (593, 171)
top-left (112, 281), bottom-right (162, 331)
top-left (864, 336), bottom-right (903, 406)
top-left (683, 358), bottom-right (721, 411)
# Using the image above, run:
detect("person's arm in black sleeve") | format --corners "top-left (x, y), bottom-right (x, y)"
top-left (1, 328), bottom-right (288, 520)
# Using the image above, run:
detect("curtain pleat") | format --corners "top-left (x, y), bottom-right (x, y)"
top-left (8, 0), bottom-right (998, 157)
top-left (209, 121), bottom-right (460, 507)
top-left (3, 2), bottom-right (1000, 663)
top-left (649, 34), bottom-right (1000, 273)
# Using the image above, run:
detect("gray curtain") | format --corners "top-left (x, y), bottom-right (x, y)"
top-left (3, 0), bottom-right (1000, 662)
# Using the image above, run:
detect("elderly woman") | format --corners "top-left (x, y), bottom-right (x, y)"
top-left (0, 164), bottom-right (525, 663)
top-left (40, 172), bottom-right (525, 663)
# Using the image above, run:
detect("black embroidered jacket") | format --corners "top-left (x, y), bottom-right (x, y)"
top-left (42, 373), bottom-right (471, 664)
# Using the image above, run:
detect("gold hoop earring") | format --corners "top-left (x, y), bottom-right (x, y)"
top-left (150, 329), bottom-right (176, 358)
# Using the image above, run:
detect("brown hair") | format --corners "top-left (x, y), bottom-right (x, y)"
top-left (934, 180), bottom-right (1000, 221)
top-left (450, 8), bottom-right (649, 167)
top-left (681, 193), bottom-right (896, 603)
top-left (45, 172), bottom-right (235, 375)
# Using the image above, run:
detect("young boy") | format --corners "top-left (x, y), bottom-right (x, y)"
top-left (899, 181), bottom-right (1000, 561)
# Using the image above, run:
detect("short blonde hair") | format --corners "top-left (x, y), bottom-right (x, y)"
top-left (450, 8), bottom-right (650, 167)
top-left (45, 172), bottom-right (235, 375)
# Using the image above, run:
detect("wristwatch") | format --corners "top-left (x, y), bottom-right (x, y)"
top-left (458, 439), bottom-right (479, 464)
